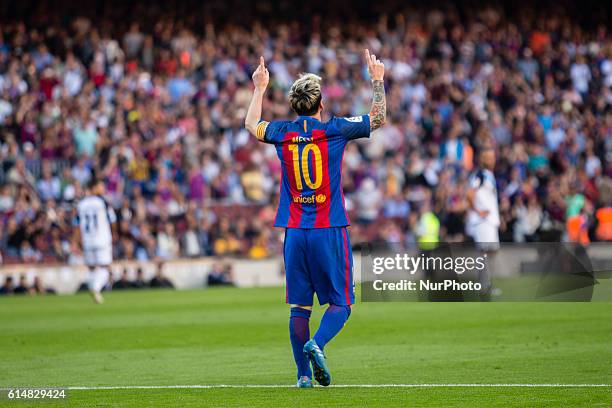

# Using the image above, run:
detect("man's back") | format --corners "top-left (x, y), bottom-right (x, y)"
top-left (77, 195), bottom-right (115, 249)
top-left (243, 51), bottom-right (386, 387)
top-left (257, 115), bottom-right (370, 228)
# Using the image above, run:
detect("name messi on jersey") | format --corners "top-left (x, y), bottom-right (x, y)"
top-left (292, 136), bottom-right (313, 143)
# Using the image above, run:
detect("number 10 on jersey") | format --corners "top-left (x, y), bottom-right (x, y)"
top-left (288, 143), bottom-right (323, 190)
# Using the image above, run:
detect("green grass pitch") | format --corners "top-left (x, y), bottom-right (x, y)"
top-left (0, 287), bottom-right (610, 407)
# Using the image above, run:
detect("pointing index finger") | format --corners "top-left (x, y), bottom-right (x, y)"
top-left (364, 49), bottom-right (372, 68)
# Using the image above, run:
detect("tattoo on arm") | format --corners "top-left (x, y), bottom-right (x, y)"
top-left (370, 80), bottom-right (386, 131)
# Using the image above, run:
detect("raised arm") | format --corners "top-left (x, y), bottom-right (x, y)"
top-left (364, 49), bottom-right (386, 131)
top-left (245, 56), bottom-right (270, 137)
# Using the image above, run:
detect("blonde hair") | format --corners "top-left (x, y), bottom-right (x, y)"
top-left (288, 73), bottom-right (322, 116)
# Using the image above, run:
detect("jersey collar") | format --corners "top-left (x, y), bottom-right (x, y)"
top-left (295, 115), bottom-right (321, 123)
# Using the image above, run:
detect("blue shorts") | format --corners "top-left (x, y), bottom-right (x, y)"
top-left (284, 227), bottom-right (355, 306)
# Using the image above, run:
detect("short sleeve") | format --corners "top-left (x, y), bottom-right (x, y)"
top-left (333, 115), bottom-right (371, 140)
top-left (468, 172), bottom-right (482, 189)
top-left (255, 121), bottom-right (269, 141)
top-left (100, 198), bottom-right (117, 224)
top-left (255, 120), bottom-right (286, 144)
top-left (107, 207), bottom-right (117, 224)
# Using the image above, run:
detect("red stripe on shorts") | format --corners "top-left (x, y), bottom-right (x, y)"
top-left (341, 227), bottom-right (351, 304)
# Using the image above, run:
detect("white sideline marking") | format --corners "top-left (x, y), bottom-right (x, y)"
top-left (3, 384), bottom-right (609, 390)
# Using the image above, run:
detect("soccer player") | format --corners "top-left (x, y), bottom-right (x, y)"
top-left (245, 50), bottom-right (386, 387)
top-left (466, 147), bottom-right (500, 298)
top-left (76, 179), bottom-right (117, 304)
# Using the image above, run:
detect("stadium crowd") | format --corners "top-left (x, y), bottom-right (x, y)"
top-left (0, 1), bottom-right (610, 264)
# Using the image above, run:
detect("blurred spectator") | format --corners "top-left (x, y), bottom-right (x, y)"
top-left (248, 231), bottom-right (270, 259)
top-left (156, 223), bottom-right (180, 260)
top-left (207, 261), bottom-right (235, 286)
top-left (13, 274), bottom-right (31, 294)
top-left (32, 276), bottom-right (55, 295)
top-left (514, 196), bottom-right (543, 242)
top-left (416, 200), bottom-right (440, 250)
top-left (150, 263), bottom-right (174, 288)
top-left (133, 267), bottom-right (147, 289)
top-left (0, 275), bottom-right (15, 295)
top-left (356, 178), bottom-right (382, 224)
top-left (112, 268), bottom-right (135, 290)
top-left (37, 162), bottom-right (61, 201)
top-left (182, 217), bottom-right (202, 258)
top-left (0, 1), bottom-right (610, 268)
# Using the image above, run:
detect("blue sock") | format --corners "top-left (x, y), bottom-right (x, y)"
top-left (313, 305), bottom-right (351, 350)
top-left (289, 307), bottom-right (312, 379)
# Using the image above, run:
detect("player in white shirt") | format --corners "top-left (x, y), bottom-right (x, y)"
top-left (466, 147), bottom-right (499, 296)
top-left (76, 179), bottom-right (116, 304)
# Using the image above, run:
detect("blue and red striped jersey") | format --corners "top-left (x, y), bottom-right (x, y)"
top-left (255, 115), bottom-right (370, 228)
